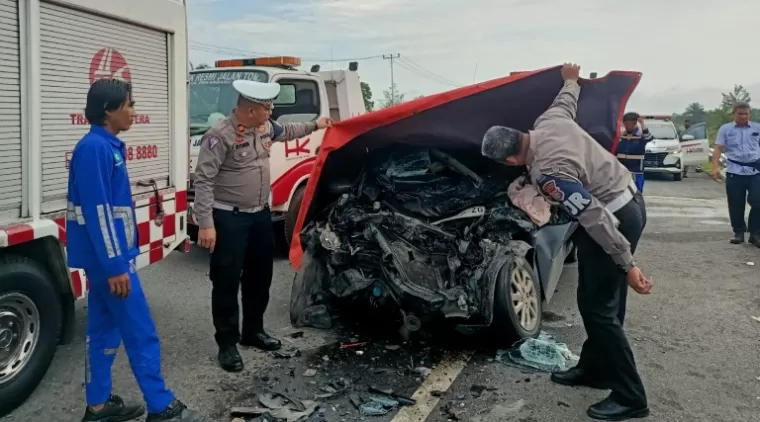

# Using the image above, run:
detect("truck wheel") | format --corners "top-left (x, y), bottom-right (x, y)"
top-left (284, 185), bottom-right (307, 247)
top-left (673, 171), bottom-right (683, 181)
top-left (492, 256), bottom-right (542, 344)
top-left (0, 256), bottom-right (62, 417)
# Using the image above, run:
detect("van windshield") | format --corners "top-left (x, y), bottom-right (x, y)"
top-left (644, 121), bottom-right (678, 140)
top-left (188, 70), bottom-right (268, 134)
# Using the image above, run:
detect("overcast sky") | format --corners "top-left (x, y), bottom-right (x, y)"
top-left (187, 0), bottom-right (760, 114)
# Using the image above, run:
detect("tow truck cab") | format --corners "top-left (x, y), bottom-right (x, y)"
top-left (186, 57), bottom-right (366, 245)
top-left (642, 115), bottom-right (709, 181)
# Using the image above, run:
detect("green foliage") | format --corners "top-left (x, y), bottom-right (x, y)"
top-left (671, 84), bottom-right (759, 145)
top-left (360, 82), bottom-right (374, 112)
top-left (379, 83), bottom-right (406, 108)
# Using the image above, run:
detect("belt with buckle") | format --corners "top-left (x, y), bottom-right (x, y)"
top-left (212, 202), bottom-right (267, 214)
top-left (606, 180), bottom-right (638, 214)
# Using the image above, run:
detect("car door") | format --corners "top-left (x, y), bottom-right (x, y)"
top-left (680, 122), bottom-right (709, 167)
top-left (532, 221), bottom-right (578, 303)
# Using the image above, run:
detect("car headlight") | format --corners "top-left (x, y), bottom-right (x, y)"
top-left (666, 146), bottom-right (681, 154)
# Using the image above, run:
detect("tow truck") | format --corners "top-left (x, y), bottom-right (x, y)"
top-left (0, 0), bottom-right (189, 416)
top-left (187, 56), bottom-right (366, 245)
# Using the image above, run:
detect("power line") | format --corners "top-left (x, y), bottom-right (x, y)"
top-left (398, 57), bottom-right (463, 87)
top-left (383, 53), bottom-right (401, 105)
top-left (396, 59), bottom-right (463, 88)
top-left (189, 41), bottom-right (385, 63)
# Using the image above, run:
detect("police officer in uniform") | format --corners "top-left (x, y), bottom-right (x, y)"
top-left (193, 80), bottom-right (332, 372)
top-left (481, 64), bottom-right (653, 421)
top-left (617, 112), bottom-right (653, 192)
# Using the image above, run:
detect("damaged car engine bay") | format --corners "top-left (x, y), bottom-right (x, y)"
top-left (294, 145), bottom-right (572, 338)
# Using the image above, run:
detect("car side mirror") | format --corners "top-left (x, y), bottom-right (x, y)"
top-left (680, 134), bottom-right (695, 142)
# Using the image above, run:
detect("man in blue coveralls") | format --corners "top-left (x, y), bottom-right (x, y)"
top-left (67, 79), bottom-right (204, 422)
top-left (616, 112), bottom-right (653, 192)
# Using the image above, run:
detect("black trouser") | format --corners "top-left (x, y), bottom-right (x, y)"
top-left (575, 193), bottom-right (647, 407)
top-left (209, 207), bottom-right (275, 347)
top-left (725, 173), bottom-right (760, 236)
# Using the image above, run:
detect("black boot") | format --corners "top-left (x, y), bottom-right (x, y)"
top-left (82, 394), bottom-right (145, 422)
top-left (748, 233), bottom-right (760, 248)
top-left (587, 395), bottom-right (649, 421)
top-left (550, 367), bottom-right (607, 390)
top-left (730, 232), bottom-right (745, 244)
top-left (240, 332), bottom-right (282, 351)
top-left (146, 400), bottom-right (205, 422)
top-left (217, 345), bottom-right (244, 372)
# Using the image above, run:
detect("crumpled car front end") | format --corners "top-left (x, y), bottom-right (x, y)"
top-left (290, 146), bottom-right (570, 335)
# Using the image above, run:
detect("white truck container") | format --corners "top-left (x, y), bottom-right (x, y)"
top-left (186, 58), bottom-right (366, 245)
top-left (0, 0), bottom-right (189, 416)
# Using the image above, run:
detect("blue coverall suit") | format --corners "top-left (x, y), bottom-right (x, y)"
top-left (616, 127), bottom-right (653, 192)
top-left (66, 125), bottom-right (174, 413)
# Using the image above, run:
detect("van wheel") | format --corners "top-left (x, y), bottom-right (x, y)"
top-left (284, 185), bottom-right (307, 247)
top-left (0, 256), bottom-right (62, 417)
top-left (492, 256), bottom-right (542, 345)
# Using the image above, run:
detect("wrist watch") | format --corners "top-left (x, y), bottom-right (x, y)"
top-left (621, 261), bottom-right (636, 273)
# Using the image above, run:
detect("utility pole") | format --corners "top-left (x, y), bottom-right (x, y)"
top-left (383, 53), bottom-right (401, 105)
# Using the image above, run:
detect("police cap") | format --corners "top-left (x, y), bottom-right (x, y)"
top-left (232, 80), bottom-right (281, 110)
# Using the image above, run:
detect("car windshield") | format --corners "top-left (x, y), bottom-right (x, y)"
top-left (644, 121), bottom-right (678, 140)
top-left (188, 70), bottom-right (269, 134)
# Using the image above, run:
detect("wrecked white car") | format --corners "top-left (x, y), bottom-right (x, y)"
top-left (288, 66), bottom-right (641, 342)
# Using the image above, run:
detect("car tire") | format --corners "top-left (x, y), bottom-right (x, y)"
top-left (673, 171), bottom-right (683, 181)
top-left (284, 185), bottom-right (307, 248)
top-left (0, 256), bottom-right (62, 417)
top-left (492, 256), bottom-right (542, 344)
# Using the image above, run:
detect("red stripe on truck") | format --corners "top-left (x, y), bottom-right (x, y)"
top-left (271, 157), bottom-right (317, 206)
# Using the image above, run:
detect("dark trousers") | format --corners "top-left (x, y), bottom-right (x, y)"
top-left (575, 193), bottom-right (648, 407)
top-left (725, 173), bottom-right (760, 236)
top-left (210, 207), bottom-right (275, 347)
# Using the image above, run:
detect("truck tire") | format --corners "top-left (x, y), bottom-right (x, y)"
top-left (492, 256), bottom-right (542, 344)
top-left (673, 171), bottom-right (683, 181)
top-left (284, 185), bottom-right (306, 248)
top-left (0, 256), bottom-right (62, 417)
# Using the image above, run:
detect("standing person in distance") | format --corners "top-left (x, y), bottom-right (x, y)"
top-left (617, 112), bottom-right (653, 193)
top-left (67, 79), bottom-right (204, 422)
top-left (480, 63), bottom-right (652, 421)
top-left (193, 80), bottom-right (332, 372)
top-left (711, 103), bottom-right (760, 246)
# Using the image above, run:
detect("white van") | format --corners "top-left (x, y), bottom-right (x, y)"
top-left (642, 116), bottom-right (709, 181)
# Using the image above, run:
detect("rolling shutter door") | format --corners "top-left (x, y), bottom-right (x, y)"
top-left (40, 2), bottom-right (171, 208)
top-left (0, 0), bottom-right (22, 218)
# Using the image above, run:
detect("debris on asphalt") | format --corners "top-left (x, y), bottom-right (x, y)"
top-left (230, 392), bottom-right (320, 422)
top-left (495, 331), bottom-right (579, 372)
top-left (557, 400), bottom-right (570, 408)
top-left (340, 341), bottom-right (368, 349)
top-left (746, 262), bottom-right (755, 266)
top-left (303, 368), bottom-right (318, 377)
top-left (751, 316), bottom-right (760, 323)
top-left (469, 384), bottom-right (494, 398)
top-left (368, 386), bottom-right (416, 406)
top-left (412, 366), bottom-right (432, 377)
top-left (441, 401), bottom-right (466, 420)
top-left (385, 345), bottom-right (401, 351)
top-left (289, 331), bottom-right (305, 338)
top-left (430, 390), bottom-right (445, 397)
top-left (274, 347), bottom-right (302, 359)
top-left (359, 395), bottom-right (400, 416)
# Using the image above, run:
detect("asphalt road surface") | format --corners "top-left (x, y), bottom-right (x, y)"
top-left (5, 172), bottom-right (759, 422)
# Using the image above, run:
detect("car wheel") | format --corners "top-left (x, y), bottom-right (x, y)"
top-left (673, 171), bottom-right (683, 181)
top-left (284, 185), bottom-right (307, 248)
top-left (492, 256), bottom-right (542, 343)
top-left (0, 256), bottom-right (62, 417)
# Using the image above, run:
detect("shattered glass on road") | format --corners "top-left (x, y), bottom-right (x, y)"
top-left (291, 145), bottom-right (571, 334)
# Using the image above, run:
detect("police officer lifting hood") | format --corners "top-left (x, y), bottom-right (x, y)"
top-left (481, 64), bottom-right (652, 421)
top-left (193, 80), bottom-right (332, 372)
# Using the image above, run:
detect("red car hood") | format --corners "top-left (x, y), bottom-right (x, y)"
top-left (289, 65), bottom-right (641, 269)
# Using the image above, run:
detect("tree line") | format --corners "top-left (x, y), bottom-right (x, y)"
top-left (671, 85), bottom-right (759, 143)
